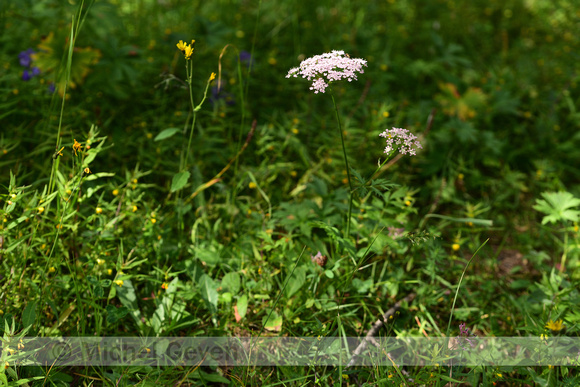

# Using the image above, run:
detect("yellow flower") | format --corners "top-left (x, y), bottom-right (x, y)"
top-left (151, 218), bottom-right (157, 224)
top-left (96, 258), bottom-right (105, 265)
top-left (382, 111), bottom-right (390, 118)
top-left (209, 72), bottom-right (216, 82)
top-left (73, 139), bottom-right (82, 156)
top-left (176, 40), bottom-right (187, 52)
top-left (112, 189), bottom-right (119, 196)
top-left (545, 319), bottom-right (565, 332)
top-left (184, 44), bottom-right (194, 60)
top-left (292, 128), bottom-right (299, 134)
top-left (96, 207), bottom-right (103, 214)
top-left (132, 205), bottom-right (138, 212)
top-left (161, 282), bottom-right (168, 290)
top-left (249, 182), bottom-right (257, 189)
top-left (107, 269), bottom-right (113, 275)
top-left (48, 267), bottom-right (55, 273)
top-left (84, 167), bottom-right (91, 174)
top-left (452, 243), bottom-right (460, 251)
top-left (10, 194), bottom-right (16, 200)
top-left (115, 280), bottom-right (124, 287)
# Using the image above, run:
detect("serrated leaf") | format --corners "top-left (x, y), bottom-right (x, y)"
top-left (171, 171), bottom-right (190, 192)
top-left (154, 128), bottom-right (181, 141)
top-left (533, 191), bottom-right (580, 224)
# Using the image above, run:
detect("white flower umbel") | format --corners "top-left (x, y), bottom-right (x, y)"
top-left (286, 50), bottom-right (367, 94)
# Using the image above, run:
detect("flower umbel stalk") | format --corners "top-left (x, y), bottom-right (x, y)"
top-left (330, 91), bottom-right (354, 235)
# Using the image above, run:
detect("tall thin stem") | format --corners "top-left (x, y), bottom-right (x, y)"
top-left (330, 91), bottom-right (353, 236)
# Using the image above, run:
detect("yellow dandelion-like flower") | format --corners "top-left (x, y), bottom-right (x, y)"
top-left (405, 200), bottom-right (411, 206)
top-left (290, 171), bottom-right (297, 177)
top-left (452, 243), bottom-right (460, 251)
top-left (107, 269), bottom-right (113, 275)
top-left (96, 258), bottom-right (105, 265)
top-left (48, 267), bottom-right (55, 273)
top-left (96, 207), bottom-right (103, 214)
top-left (73, 139), bottom-right (82, 156)
top-left (151, 218), bottom-right (157, 224)
top-left (115, 280), bottom-right (124, 287)
top-left (132, 178), bottom-right (138, 184)
top-left (382, 111), bottom-right (390, 118)
top-left (209, 72), bottom-right (216, 82)
top-left (249, 182), bottom-right (257, 189)
top-left (112, 189), bottom-right (119, 196)
top-left (184, 45), bottom-right (194, 60)
top-left (132, 205), bottom-right (138, 212)
top-left (292, 128), bottom-right (299, 134)
top-left (176, 40), bottom-right (187, 52)
top-left (545, 319), bottom-right (565, 332)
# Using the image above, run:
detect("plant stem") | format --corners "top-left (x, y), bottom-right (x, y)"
top-left (182, 59), bottom-right (197, 172)
top-left (330, 91), bottom-right (353, 236)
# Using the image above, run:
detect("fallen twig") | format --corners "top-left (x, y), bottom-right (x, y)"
top-left (346, 292), bottom-right (416, 368)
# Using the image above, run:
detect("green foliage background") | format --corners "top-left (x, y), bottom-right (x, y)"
top-left (1, 0), bottom-right (580, 385)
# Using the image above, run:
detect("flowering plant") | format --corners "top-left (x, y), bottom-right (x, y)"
top-left (379, 127), bottom-right (423, 156)
top-left (286, 50), bottom-right (367, 94)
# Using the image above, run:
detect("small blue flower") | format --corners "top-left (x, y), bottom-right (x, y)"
top-left (18, 48), bottom-right (35, 67)
top-left (22, 70), bottom-right (32, 81)
top-left (31, 67), bottom-right (41, 76)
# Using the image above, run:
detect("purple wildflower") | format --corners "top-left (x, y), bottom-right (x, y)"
top-left (457, 323), bottom-right (476, 350)
top-left (48, 83), bottom-right (56, 93)
top-left (387, 227), bottom-right (405, 239)
top-left (210, 86), bottom-right (235, 106)
top-left (18, 48), bottom-right (35, 67)
top-left (379, 127), bottom-right (422, 156)
top-left (31, 67), bottom-right (41, 76)
top-left (22, 70), bottom-right (32, 81)
top-left (286, 50), bottom-right (367, 94)
top-left (239, 50), bottom-right (253, 69)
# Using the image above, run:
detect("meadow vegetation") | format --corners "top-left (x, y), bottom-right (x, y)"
top-left (1, 0), bottom-right (580, 385)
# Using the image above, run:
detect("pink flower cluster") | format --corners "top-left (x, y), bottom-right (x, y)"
top-left (379, 127), bottom-right (422, 156)
top-left (286, 50), bottom-right (367, 94)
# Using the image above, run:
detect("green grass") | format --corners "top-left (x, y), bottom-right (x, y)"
top-left (1, 0), bottom-right (580, 385)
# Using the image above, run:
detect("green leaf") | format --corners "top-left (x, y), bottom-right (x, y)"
top-left (533, 191), bottom-right (580, 224)
top-left (199, 274), bottom-right (219, 318)
top-left (222, 272), bottom-right (241, 293)
top-left (22, 301), bottom-right (37, 328)
top-left (116, 280), bottom-right (144, 328)
top-left (286, 267), bottom-right (306, 297)
top-left (154, 128), bottom-right (181, 141)
top-left (237, 294), bottom-right (248, 319)
top-left (171, 171), bottom-right (190, 192)
top-left (262, 311), bottom-right (283, 331)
